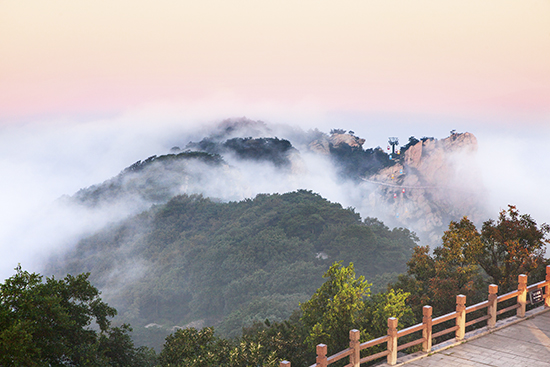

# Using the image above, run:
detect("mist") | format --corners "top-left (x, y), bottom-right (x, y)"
top-left (1, 104), bottom-right (549, 281)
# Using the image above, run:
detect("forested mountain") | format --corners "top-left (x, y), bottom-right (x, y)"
top-left (46, 190), bottom-right (417, 350)
top-left (63, 118), bottom-right (485, 248)
top-left (69, 151), bottom-right (226, 210)
top-left (42, 118), bottom-right (487, 352)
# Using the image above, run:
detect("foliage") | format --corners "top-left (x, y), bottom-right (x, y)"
top-left (477, 206), bottom-right (550, 291)
top-left (158, 327), bottom-right (231, 367)
top-left (223, 137), bottom-right (295, 167)
top-left (240, 314), bottom-right (310, 367)
top-left (156, 262), bottom-right (412, 366)
top-left (0, 266), bottom-right (154, 367)
top-left (300, 262), bottom-right (412, 356)
top-left (300, 262), bottom-right (370, 353)
top-left (329, 143), bottom-right (394, 179)
top-left (392, 205), bottom-right (550, 319)
top-left (330, 129), bottom-right (347, 135)
top-left (73, 151), bottom-right (225, 208)
top-left (47, 190), bottom-right (416, 349)
top-left (158, 321), bottom-right (302, 367)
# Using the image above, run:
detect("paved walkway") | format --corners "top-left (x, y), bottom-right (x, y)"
top-left (394, 308), bottom-right (550, 367)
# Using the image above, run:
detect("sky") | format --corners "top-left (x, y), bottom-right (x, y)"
top-left (1, 0), bottom-right (549, 121)
top-left (1, 1), bottom-right (550, 279)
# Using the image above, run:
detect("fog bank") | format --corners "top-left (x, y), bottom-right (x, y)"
top-left (1, 106), bottom-right (549, 280)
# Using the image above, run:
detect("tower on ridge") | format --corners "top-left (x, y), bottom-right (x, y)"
top-left (388, 137), bottom-right (399, 155)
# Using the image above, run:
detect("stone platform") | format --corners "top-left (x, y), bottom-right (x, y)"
top-left (392, 307), bottom-right (550, 367)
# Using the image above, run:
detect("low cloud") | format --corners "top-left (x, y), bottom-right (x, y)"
top-left (1, 103), bottom-right (549, 280)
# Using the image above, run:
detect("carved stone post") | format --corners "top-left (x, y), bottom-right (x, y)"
top-left (545, 265), bottom-right (550, 308)
top-left (387, 317), bottom-right (398, 365)
top-left (349, 329), bottom-right (360, 367)
top-left (517, 274), bottom-right (527, 318)
top-left (316, 344), bottom-right (327, 367)
top-left (487, 284), bottom-right (498, 329)
top-left (280, 361), bottom-right (290, 367)
top-left (422, 306), bottom-right (432, 352)
top-left (455, 295), bottom-right (466, 340)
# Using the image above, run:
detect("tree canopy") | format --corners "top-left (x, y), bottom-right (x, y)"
top-left (393, 205), bottom-right (550, 318)
top-left (0, 266), bottom-right (154, 367)
top-left (156, 262), bottom-right (412, 367)
top-left (47, 190), bottom-right (417, 349)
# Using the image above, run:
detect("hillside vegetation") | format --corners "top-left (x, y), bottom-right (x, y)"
top-left (46, 190), bottom-right (417, 349)
top-left (8, 204), bottom-right (548, 366)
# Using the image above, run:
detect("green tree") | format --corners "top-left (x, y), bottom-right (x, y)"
top-left (300, 262), bottom-right (411, 356)
top-left (157, 263), bottom-right (412, 366)
top-left (0, 266), bottom-right (153, 367)
top-left (478, 206), bottom-right (550, 291)
top-left (393, 206), bottom-right (550, 319)
top-left (240, 315), bottom-right (310, 367)
top-left (393, 240), bottom-right (485, 318)
top-left (158, 327), bottom-right (231, 367)
top-left (300, 262), bottom-right (371, 354)
top-left (432, 206), bottom-right (550, 293)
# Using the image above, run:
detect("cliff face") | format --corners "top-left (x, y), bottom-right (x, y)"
top-left (307, 133), bottom-right (366, 155)
top-left (364, 132), bottom-right (484, 246)
top-left (404, 132), bottom-right (477, 168)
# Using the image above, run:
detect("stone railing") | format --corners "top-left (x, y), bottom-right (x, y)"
top-left (280, 265), bottom-right (550, 367)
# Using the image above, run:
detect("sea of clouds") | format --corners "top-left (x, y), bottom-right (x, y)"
top-left (1, 102), bottom-right (549, 280)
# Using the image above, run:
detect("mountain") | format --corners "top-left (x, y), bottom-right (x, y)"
top-left (46, 118), bottom-right (486, 349)
top-left (45, 190), bottom-right (417, 350)
top-left (66, 118), bottom-right (482, 245)
top-left (70, 151), bottom-right (226, 210)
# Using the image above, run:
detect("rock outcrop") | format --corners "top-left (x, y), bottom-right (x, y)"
top-left (363, 132), bottom-right (484, 246)
top-left (329, 133), bottom-right (366, 149)
top-left (307, 132), bottom-right (366, 155)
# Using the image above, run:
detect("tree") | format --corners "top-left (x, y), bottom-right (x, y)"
top-left (158, 327), bottom-right (231, 367)
top-left (300, 262), bottom-right (371, 354)
top-left (156, 262), bottom-right (412, 366)
top-left (393, 206), bottom-right (550, 320)
top-left (240, 314), bottom-right (310, 367)
top-left (433, 206), bottom-right (550, 292)
top-left (478, 206), bottom-right (550, 291)
top-left (300, 262), bottom-right (411, 356)
top-left (392, 237), bottom-right (485, 318)
top-left (0, 266), bottom-right (153, 366)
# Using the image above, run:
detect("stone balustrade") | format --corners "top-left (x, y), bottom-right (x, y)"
top-left (280, 265), bottom-right (550, 367)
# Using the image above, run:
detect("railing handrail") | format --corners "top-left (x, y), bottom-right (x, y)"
top-left (497, 289), bottom-right (520, 302)
top-left (358, 334), bottom-right (389, 350)
top-left (326, 347), bottom-right (353, 364)
top-left (286, 266), bottom-right (550, 367)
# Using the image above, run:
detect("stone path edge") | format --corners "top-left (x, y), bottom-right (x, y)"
top-left (382, 305), bottom-right (550, 366)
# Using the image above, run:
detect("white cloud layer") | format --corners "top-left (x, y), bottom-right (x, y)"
top-left (1, 103), bottom-right (549, 280)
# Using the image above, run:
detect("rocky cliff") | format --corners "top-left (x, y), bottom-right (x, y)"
top-left (362, 132), bottom-right (485, 245)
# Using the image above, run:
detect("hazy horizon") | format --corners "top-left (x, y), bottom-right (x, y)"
top-left (1, 1), bottom-right (549, 280)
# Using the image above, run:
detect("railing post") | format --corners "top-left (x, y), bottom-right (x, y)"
top-left (316, 344), bottom-right (327, 367)
top-left (280, 361), bottom-right (290, 367)
top-left (487, 284), bottom-right (498, 329)
top-left (349, 329), bottom-right (360, 367)
top-left (455, 295), bottom-right (466, 340)
top-left (387, 317), bottom-right (398, 365)
top-left (422, 305), bottom-right (432, 352)
top-left (517, 274), bottom-right (527, 318)
top-left (545, 265), bottom-right (550, 308)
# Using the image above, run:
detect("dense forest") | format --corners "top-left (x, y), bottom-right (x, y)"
top-left (4, 205), bottom-right (549, 366)
top-left (4, 120), bottom-right (540, 365)
top-left (46, 190), bottom-right (418, 350)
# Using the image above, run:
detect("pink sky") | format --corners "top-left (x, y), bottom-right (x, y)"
top-left (1, 0), bottom-right (549, 121)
